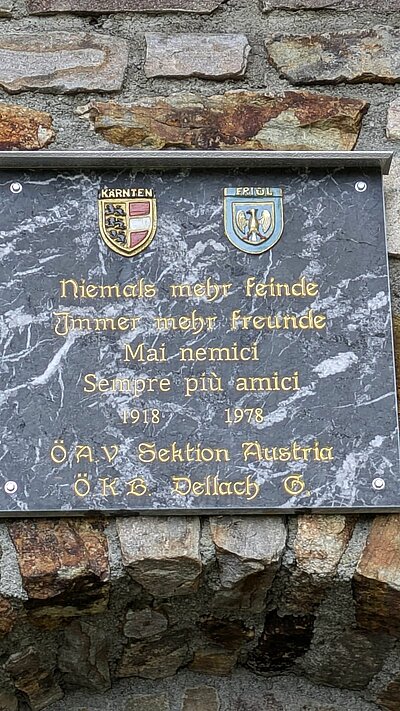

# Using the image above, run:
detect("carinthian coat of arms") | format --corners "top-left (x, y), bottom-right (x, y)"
top-left (98, 187), bottom-right (157, 257)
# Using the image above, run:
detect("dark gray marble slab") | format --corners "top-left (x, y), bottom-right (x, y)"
top-left (0, 161), bottom-right (398, 514)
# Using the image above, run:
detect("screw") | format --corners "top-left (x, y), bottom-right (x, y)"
top-left (10, 182), bottom-right (22, 194)
top-left (355, 181), bottom-right (367, 193)
top-left (372, 477), bottom-right (385, 491)
top-left (4, 481), bottom-right (17, 494)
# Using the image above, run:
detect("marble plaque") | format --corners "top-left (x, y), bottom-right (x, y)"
top-left (0, 156), bottom-right (399, 514)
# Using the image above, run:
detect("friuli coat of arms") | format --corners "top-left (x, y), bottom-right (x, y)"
top-left (223, 187), bottom-right (284, 255)
top-left (98, 187), bottom-right (157, 257)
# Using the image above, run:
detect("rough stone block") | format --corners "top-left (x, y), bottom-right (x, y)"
top-left (385, 156), bottom-right (400, 256)
top-left (294, 516), bottom-right (354, 577)
top-left (145, 33), bottom-right (250, 79)
top-left (117, 516), bottom-right (201, 597)
top-left (0, 103), bottom-right (54, 149)
top-left (354, 515), bottom-right (400, 636)
top-left (387, 98), bottom-right (400, 141)
top-left (0, 692), bottom-right (18, 711)
top-left (78, 90), bottom-right (367, 151)
top-left (210, 516), bottom-right (286, 611)
top-left (262, 0), bottom-right (399, 8)
top-left (117, 630), bottom-right (191, 679)
top-left (0, 596), bottom-right (17, 636)
top-left (280, 515), bottom-right (355, 613)
top-left (200, 616), bottom-right (254, 650)
top-left (124, 607), bottom-right (168, 639)
top-left (378, 675), bottom-right (400, 711)
top-left (305, 629), bottom-right (388, 689)
top-left (28, 0), bottom-right (225, 12)
top-left (125, 695), bottom-right (170, 711)
top-left (5, 646), bottom-right (63, 711)
top-left (247, 611), bottom-right (314, 673)
top-left (189, 647), bottom-right (238, 675)
top-left (0, 32), bottom-right (128, 94)
top-left (181, 687), bottom-right (220, 711)
top-left (0, 2), bottom-right (12, 16)
top-left (266, 28), bottom-right (400, 85)
top-left (8, 519), bottom-right (110, 620)
top-left (58, 620), bottom-right (111, 692)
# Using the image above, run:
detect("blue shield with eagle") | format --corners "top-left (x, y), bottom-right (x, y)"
top-left (223, 187), bottom-right (284, 255)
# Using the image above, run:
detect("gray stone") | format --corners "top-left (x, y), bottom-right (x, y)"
top-left (0, 31), bottom-right (128, 94)
top-left (181, 687), bottom-right (220, 711)
top-left (0, 2), bottom-right (12, 16)
top-left (125, 694), bottom-right (170, 711)
top-left (385, 156), bottom-right (400, 256)
top-left (266, 27), bottom-right (400, 84)
top-left (78, 90), bottom-right (368, 151)
top-left (306, 629), bottom-right (388, 689)
top-left (58, 620), bottom-right (111, 692)
top-left (28, 0), bottom-right (225, 12)
top-left (117, 631), bottom-right (191, 679)
top-left (145, 33), bottom-right (250, 79)
top-left (117, 517), bottom-right (202, 597)
top-left (262, 0), bottom-right (399, 8)
top-left (5, 646), bottom-right (64, 711)
top-left (387, 98), bottom-right (400, 141)
top-left (124, 608), bottom-right (168, 639)
top-left (210, 516), bottom-right (286, 611)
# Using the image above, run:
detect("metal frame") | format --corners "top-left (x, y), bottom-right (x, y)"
top-left (0, 150), bottom-right (393, 173)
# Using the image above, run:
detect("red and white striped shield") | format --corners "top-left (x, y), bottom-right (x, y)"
top-left (98, 191), bottom-right (157, 258)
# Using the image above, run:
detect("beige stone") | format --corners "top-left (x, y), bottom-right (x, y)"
top-left (266, 27), bottom-right (400, 84)
top-left (117, 516), bottom-right (201, 597)
top-left (387, 98), bottom-right (400, 141)
top-left (125, 695), bottom-right (170, 711)
top-left (189, 647), bottom-right (238, 675)
top-left (0, 692), bottom-right (18, 711)
top-left (0, 103), bottom-right (54, 149)
top-left (210, 515), bottom-right (286, 611)
top-left (0, 32), bottom-right (128, 94)
top-left (0, 2), bottom-right (12, 16)
top-left (385, 155), bottom-right (400, 256)
top-left (354, 515), bottom-right (400, 635)
top-left (181, 687), bottom-right (220, 711)
top-left (294, 515), bottom-right (354, 577)
top-left (279, 515), bottom-right (355, 614)
top-left (78, 90), bottom-right (367, 151)
top-left (145, 33), bottom-right (250, 79)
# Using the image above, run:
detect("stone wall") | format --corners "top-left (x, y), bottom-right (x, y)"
top-left (1, 1), bottom-right (400, 710)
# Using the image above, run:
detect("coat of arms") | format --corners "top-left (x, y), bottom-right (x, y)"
top-left (98, 187), bottom-right (157, 257)
top-left (223, 187), bottom-right (284, 254)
